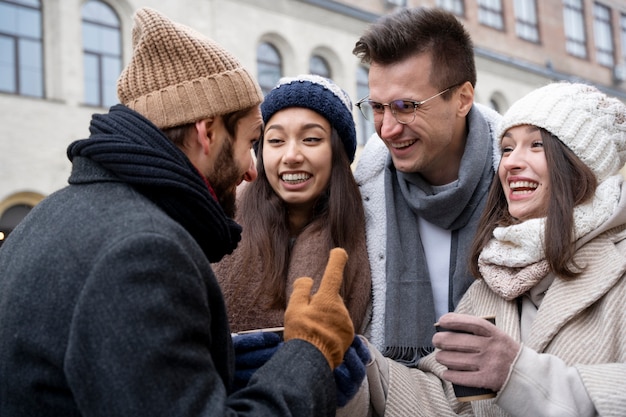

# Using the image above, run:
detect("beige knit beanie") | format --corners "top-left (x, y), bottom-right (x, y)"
top-left (117, 7), bottom-right (263, 129)
top-left (497, 82), bottom-right (626, 182)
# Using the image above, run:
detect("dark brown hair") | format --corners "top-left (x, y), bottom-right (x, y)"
top-left (353, 7), bottom-right (476, 94)
top-left (235, 128), bottom-right (366, 308)
top-left (469, 129), bottom-right (597, 279)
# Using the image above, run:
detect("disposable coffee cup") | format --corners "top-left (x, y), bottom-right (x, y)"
top-left (434, 316), bottom-right (497, 402)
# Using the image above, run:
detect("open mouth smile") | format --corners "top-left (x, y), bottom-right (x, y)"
top-left (390, 139), bottom-right (417, 149)
top-left (281, 172), bottom-right (311, 184)
top-left (509, 180), bottom-right (538, 195)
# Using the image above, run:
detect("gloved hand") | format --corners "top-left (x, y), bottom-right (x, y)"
top-left (433, 313), bottom-right (521, 391)
top-left (232, 331), bottom-right (283, 391)
top-left (284, 248), bottom-right (354, 369)
top-left (334, 335), bottom-right (371, 407)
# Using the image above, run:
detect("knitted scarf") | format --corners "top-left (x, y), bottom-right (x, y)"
top-left (67, 104), bottom-right (241, 262)
top-left (214, 215), bottom-right (371, 333)
top-left (383, 107), bottom-right (494, 366)
top-left (479, 175), bottom-right (622, 300)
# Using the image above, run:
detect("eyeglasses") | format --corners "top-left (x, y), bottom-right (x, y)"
top-left (356, 85), bottom-right (459, 125)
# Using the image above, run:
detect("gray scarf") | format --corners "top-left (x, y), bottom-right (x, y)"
top-left (383, 107), bottom-right (494, 366)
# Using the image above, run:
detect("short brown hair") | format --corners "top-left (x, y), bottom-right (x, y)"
top-left (353, 7), bottom-right (476, 92)
top-left (162, 106), bottom-right (258, 148)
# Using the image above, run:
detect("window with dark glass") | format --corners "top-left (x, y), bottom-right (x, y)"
top-left (563, 0), bottom-right (587, 58)
top-left (0, 0), bottom-right (43, 97)
top-left (0, 203), bottom-right (32, 248)
top-left (593, 3), bottom-right (614, 67)
top-left (309, 55), bottom-right (331, 79)
top-left (257, 42), bottom-right (282, 96)
top-left (514, 0), bottom-right (539, 42)
top-left (436, 0), bottom-right (465, 16)
top-left (356, 66), bottom-right (374, 146)
top-left (478, 0), bottom-right (504, 30)
top-left (82, 0), bottom-right (122, 108)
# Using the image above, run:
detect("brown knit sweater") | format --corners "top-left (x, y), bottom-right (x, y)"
top-left (213, 216), bottom-right (371, 334)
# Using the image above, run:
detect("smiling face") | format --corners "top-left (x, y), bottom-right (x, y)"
top-left (367, 53), bottom-right (472, 185)
top-left (262, 107), bottom-right (332, 214)
top-left (498, 124), bottom-right (551, 221)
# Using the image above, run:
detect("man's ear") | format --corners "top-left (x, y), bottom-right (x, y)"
top-left (194, 118), bottom-right (215, 155)
top-left (456, 81), bottom-right (474, 117)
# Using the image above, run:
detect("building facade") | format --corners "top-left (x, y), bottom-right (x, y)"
top-left (1, 0), bottom-right (626, 244)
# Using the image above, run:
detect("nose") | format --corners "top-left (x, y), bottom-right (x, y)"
top-left (243, 152), bottom-right (258, 183)
top-left (282, 140), bottom-right (304, 164)
top-left (500, 147), bottom-right (526, 172)
top-left (378, 107), bottom-right (404, 140)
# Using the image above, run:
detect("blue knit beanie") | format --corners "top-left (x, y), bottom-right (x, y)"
top-left (261, 74), bottom-right (357, 162)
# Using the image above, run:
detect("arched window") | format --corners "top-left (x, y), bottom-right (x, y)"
top-left (0, 204), bottom-right (32, 247)
top-left (0, 191), bottom-right (43, 248)
top-left (0, 0), bottom-right (44, 97)
top-left (257, 42), bottom-right (282, 95)
top-left (82, 0), bottom-right (122, 107)
top-left (356, 66), bottom-right (374, 145)
top-left (309, 54), bottom-right (331, 78)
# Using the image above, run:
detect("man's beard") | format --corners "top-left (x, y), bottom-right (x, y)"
top-left (207, 138), bottom-right (240, 218)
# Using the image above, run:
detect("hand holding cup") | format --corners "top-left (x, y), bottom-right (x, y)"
top-left (433, 313), bottom-right (520, 401)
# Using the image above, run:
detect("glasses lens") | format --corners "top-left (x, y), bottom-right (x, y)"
top-left (359, 101), bottom-right (376, 122)
top-left (390, 100), bottom-right (416, 124)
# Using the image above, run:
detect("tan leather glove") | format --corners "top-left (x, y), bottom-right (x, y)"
top-left (284, 248), bottom-right (355, 369)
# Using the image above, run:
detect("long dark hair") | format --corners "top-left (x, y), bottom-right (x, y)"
top-left (469, 129), bottom-right (597, 279)
top-left (236, 128), bottom-right (365, 308)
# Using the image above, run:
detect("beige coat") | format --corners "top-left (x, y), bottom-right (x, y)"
top-left (345, 225), bottom-right (626, 417)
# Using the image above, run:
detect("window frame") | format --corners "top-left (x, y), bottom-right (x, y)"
top-left (563, 0), bottom-right (588, 59)
top-left (257, 41), bottom-right (282, 96)
top-left (593, 2), bottom-right (614, 67)
top-left (0, 0), bottom-right (44, 97)
top-left (477, 0), bottom-right (505, 31)
top-left (436, 0), bottom-right (465, 17)
top-left (309, 54), bottom-right (331, 79)
top-left (514, 0), bottom-right (540, 43)
top-left (81, 0), bottom-right (122, 108)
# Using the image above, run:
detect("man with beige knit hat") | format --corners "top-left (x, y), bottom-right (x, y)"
top-left (0, 7), bottom-right (354, 416)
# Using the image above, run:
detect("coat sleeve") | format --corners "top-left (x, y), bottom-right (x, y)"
top-left (576, 363), bottom-right (626, 417)
top-left (496, 346), bottom-right (596, 417)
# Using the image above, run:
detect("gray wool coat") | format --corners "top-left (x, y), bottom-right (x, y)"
top-left (0, 157), bottom-right (335, 416)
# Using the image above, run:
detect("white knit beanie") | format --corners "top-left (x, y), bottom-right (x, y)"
top-left (496, 82), bottom-right (626, 182)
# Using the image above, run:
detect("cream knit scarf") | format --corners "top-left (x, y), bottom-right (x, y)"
top-left (479, 175), bottom-right (622, 300)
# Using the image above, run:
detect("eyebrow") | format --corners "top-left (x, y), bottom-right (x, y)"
top-left (265, 122), bottom-right (328, 133)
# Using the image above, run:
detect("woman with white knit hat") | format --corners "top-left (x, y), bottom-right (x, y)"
top-left (343, 82), bottom-right (626, 416)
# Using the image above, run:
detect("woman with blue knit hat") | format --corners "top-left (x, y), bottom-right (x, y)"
top-left (215, 74), bottom-right (370, 334)
top-left (213, 75), bottom-right (371, 401)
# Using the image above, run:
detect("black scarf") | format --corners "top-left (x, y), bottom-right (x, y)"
top-left (383, 107), bottom-right (494, 366)
top-left (67, 104), bottom-right (241, 262)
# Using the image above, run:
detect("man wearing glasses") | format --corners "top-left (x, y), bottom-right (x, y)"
top-left (352, 7), bottom-right (502, 367)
